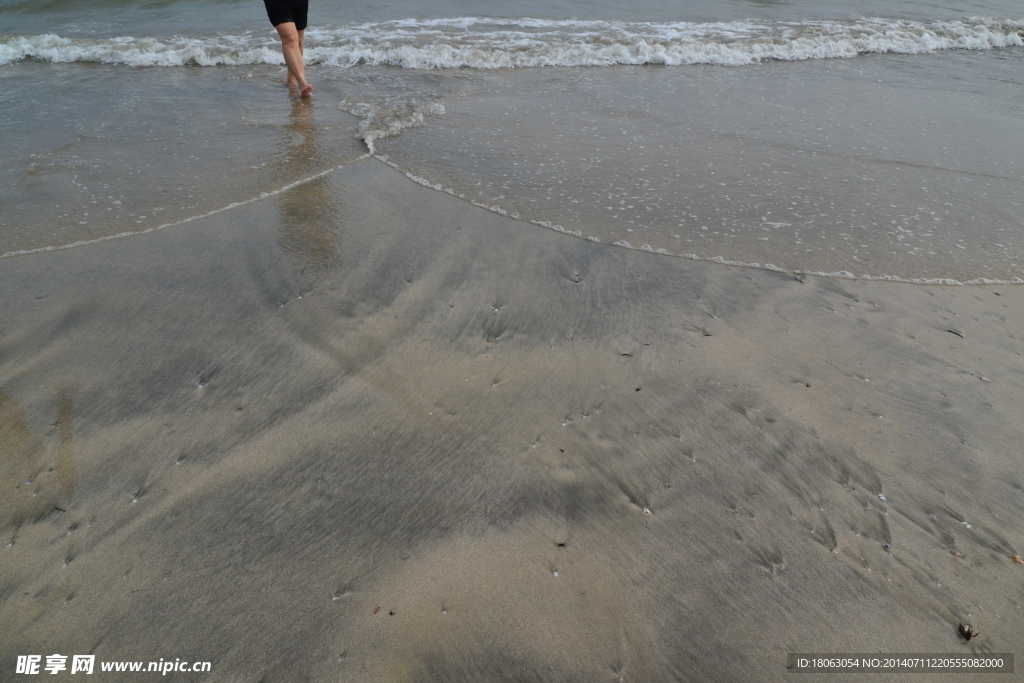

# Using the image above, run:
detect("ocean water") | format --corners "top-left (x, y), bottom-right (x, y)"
top-left (2, 0), bottom-right (1022, 282)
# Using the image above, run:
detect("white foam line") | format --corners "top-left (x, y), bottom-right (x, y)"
top-left (5, 17), bottom-right (1023, 69)
top-left (0, 154), bottom-right (372, 260)
top-left (376, 158), bottom-right (1024, 287)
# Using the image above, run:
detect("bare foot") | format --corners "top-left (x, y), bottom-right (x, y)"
top-left (300, 83), bottom-right (313, 97)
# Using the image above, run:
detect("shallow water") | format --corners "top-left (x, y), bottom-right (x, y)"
top-left (375, 49), bottom-right (1024, 282)
top-left (2, 0), bottom-right (1023, 282)
top-left (0, 63), bottom-right (365, 255)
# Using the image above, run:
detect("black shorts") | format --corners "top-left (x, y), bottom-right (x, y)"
top-left (264, 0), bottom-right (308, 30)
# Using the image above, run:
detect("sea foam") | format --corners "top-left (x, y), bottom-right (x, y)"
top-left (2, 17), bottom-right (1021, 68)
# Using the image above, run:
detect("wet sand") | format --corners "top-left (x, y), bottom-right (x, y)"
top-left (1, 158), bottom-right (1023, 681)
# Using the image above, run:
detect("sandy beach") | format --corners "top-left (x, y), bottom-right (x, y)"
top-left (2, 156), bottom-right (1022, 680)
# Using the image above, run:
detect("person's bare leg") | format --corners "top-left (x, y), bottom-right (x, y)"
top-left (275, 22), bottom-right (312, 97)
top-left (297, 29), bottom-right (311, 97)
top-left (286, 29), bottom-right (304, 86)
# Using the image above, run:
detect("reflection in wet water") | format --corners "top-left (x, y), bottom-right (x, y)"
top-left (275, 97), bottom-right (343, 278)
top-left (56, 382), bottom-right (76, 501)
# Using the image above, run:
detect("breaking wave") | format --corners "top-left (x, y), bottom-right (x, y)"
top-left (2, 16), bottom-right (1022, 68)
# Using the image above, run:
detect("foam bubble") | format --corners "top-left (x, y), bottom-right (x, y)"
top-left (339, 97), bottom-right (445, 153)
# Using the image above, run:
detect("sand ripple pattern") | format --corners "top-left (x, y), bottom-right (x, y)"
top-left (1, 16), bottom-right (1023, 68)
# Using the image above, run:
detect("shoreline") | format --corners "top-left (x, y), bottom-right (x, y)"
top-left (6, 155), bottom-right (1023, 288)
